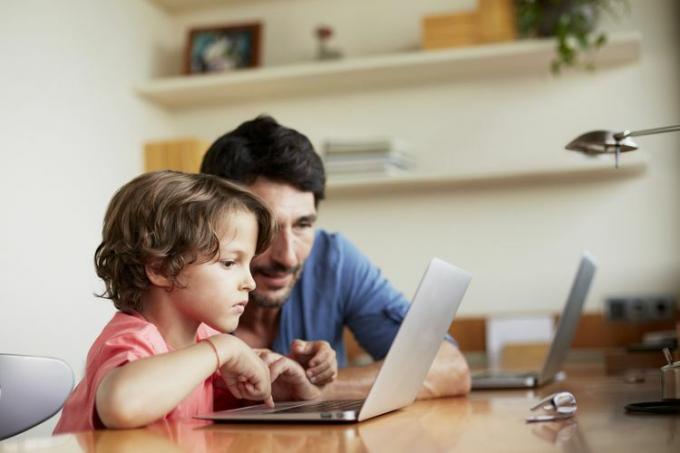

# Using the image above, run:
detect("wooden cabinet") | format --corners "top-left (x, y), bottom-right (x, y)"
top-left (144, 138), bottom-right (209, 173)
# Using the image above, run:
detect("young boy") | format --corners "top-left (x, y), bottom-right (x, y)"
top-left (54, 171), bottom-right (327, 433)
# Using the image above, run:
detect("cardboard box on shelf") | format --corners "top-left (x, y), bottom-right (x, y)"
top-left (478, 0), bottom-right (517, 43)
top-left (421, 0), bottom-right (516, 50)
top-left (422, 11), bottom-right (479, 50)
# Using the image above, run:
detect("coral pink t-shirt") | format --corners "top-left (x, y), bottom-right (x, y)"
top-left (54, 311), bottom-right (234, 434)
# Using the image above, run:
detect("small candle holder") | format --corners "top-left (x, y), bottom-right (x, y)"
top-left (315, 25), bottom-right (343, 61)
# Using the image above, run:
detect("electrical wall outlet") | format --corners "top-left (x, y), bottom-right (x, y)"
top-left (605, 295), bottom-right (676, 322)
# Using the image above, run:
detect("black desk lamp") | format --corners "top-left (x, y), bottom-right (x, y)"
top-left (565, 125), bottom-right (680, 167)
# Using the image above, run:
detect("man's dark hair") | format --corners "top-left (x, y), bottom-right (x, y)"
top-left (200, 115), bottom-right (326, 205)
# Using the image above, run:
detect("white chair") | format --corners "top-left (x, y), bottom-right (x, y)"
top-left (0, 354), bottom-right (74, 440)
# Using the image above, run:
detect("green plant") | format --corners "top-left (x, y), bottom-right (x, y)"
top-left (516, 0), bottom-right (629, 74)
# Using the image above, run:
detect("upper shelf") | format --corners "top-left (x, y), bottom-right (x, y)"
top-left (136, 31), bottom-right (642, 110)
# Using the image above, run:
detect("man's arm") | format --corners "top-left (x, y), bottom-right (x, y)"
top-left (417, 342), bottom-right (471, 399)
top-left (320, 341), bottom-right (470, 400)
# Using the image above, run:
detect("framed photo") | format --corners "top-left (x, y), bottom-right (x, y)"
top-left (185, 23), bottom-right (262, 75)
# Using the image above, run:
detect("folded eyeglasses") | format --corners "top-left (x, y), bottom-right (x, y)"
top-left (526, 391), bottom-right (577, 423)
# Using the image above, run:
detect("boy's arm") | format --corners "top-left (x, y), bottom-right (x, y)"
top-left (96, 334), bottom-right (271, 429)
top-left (319, 342), bottom-right (471, 400)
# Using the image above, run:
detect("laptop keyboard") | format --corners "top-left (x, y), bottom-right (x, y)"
top-left (474, 371), bottom-right (536, 379)
top-left (273, 400), bottom-right (364, 414)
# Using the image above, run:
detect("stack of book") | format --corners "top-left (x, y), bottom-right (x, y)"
top-left (322, 138), bottom-right (415, 177)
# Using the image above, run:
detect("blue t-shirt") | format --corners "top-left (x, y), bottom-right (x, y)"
top-left (270, 230), bottom-right (410, 368)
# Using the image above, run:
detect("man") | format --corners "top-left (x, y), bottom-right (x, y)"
top-left (201, 115), bottom-right (471, 399)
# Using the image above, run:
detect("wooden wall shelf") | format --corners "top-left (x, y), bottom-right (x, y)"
top-left (324, 153), bottom-right (648, 196)
top-left (136, 31), bottom-right (641, 110)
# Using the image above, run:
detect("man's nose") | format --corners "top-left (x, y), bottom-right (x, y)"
top-left (269, 229), bottom-right (297, 270)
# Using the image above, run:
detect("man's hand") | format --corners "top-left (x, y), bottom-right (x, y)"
top-left (256, 349), bottom-right (322, 401)
top-left (289, 339), bottom-right (338, 386)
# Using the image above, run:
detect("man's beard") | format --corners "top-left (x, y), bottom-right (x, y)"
top-left (249, 262), bottom-right (303, 308)
top-left (249, 291), bottom-right (290, 308)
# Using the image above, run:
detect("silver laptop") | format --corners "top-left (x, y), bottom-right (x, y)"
top-left (471, 251), bottom-right (597, 390)
top-left (198, 257), bottom-right (471, 423)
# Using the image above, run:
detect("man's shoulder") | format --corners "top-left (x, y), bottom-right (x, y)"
top-left (300, 229), bottom-right (378, 298)
top-left (310, 229), bottom-right (361, 265)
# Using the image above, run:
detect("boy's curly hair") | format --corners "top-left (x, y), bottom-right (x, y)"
top-left (94, 170), bottom-right (274, 313)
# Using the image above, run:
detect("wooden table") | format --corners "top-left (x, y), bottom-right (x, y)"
top-left (2, 364), bottom-right (678, 452)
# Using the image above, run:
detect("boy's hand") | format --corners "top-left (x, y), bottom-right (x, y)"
top-left (289, 339), bottom-right (338, 386)
top-left (256, 349), bottom-right (321, 401)
top-left (212, 335), bottom-right (274, 408)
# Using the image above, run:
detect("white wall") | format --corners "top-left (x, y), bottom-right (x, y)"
top-left (0, 0), bottom-right (677, 438)
top-left (0, 0), bottom-right (174, 437)
top-left (169, 0), bottom-right (680, 315)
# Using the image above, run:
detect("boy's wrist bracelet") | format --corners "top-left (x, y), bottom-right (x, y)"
top-left (201, 338), bottom-right (221, 371)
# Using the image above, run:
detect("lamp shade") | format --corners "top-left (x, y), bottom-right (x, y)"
top-left (565, 130), bottom-right (638, 155)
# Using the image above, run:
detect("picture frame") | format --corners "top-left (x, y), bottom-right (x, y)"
top-left (185, 23), bottom-right (262, 75)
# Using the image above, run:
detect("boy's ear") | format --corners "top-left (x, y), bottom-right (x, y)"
top-left (145, 261), bottom-right (173, 289)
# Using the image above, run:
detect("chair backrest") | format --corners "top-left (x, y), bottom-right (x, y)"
top-left (0, 354), bottom-right (74, 440)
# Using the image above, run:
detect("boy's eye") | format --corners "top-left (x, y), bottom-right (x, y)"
top-left (221, 260), bottom-right (236, 268)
